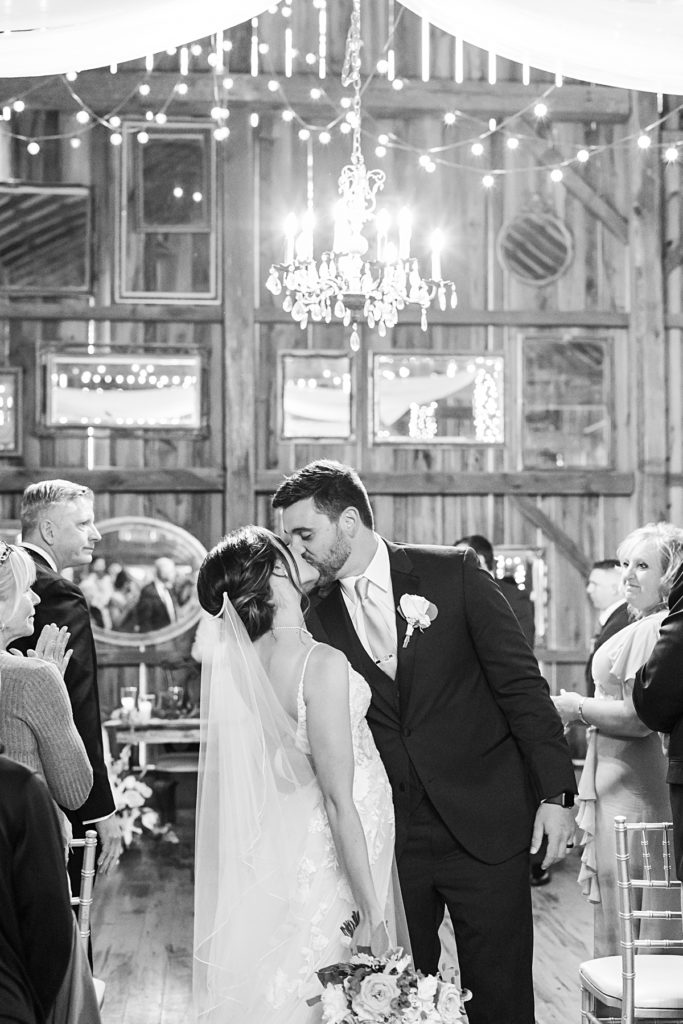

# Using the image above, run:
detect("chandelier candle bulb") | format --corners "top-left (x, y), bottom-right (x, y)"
top-left (398, 207), bottom-right (412, 260)
top-left (284, 213), bottom-right (297, 263)
top-left (430, 230), bottom-right (443, 280)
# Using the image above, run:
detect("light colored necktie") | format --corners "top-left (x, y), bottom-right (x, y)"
top-left (355, 576), bottom-right (397, 679)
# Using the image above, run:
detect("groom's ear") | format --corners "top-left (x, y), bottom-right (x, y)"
top-left (340, 506), bottom-right (362, 537)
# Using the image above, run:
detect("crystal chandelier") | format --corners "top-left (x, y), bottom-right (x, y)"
top-left (265, 0), bottom-right (457, 351)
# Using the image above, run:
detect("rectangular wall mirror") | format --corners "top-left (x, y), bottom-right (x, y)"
top-left (116, 122), bottom-right (219, 304)
top-left (372, 352), bottom-right (504, 444)
top-left (0, 368), bottom-right (21, 454)
top-left (280, 351), bottom-right (353, 440)
top-left (0, 184), bottom-right (91, 294)
top-left (521, 335), bottom-right (612, 468)
top-left (42, 351), bottom-right (202, 430)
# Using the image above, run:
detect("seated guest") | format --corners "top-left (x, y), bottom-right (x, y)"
top-left (0, 751), bottom-right (101, 1024)
top-left (0, 542), bottom-right (92, 843)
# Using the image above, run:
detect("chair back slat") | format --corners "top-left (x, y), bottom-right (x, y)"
top-left (68, 829), bottom-right (98, 950)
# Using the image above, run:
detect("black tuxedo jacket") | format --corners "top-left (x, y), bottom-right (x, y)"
top-left (633, 565), bottom-right (683, 879)
top-left (307, 541), bottom-right (576, 863)
top-left (585, 601), bottom-right (631, 691)
top-left (13, 550), bottom-right (114, 823)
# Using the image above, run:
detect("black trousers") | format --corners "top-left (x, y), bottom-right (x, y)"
top-left (397, 795), bottom-right (534, 1024)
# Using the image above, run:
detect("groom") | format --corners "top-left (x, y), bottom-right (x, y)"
top-left (273, 460), bottom-right (577, 1024)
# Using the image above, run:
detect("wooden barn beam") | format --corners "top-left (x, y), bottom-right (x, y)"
top-left (509, 495), bottom-right (592, 577)
top-left (628, 93), bottom-right (668, 521)
top-left (0, 468), bottom-right (223, 492)
top-left (255, 470), bottom-right (634, 497)
top-left (0, 73), bottom-right (631, 122)
top-left (521, 118), bottom-right (629, 244)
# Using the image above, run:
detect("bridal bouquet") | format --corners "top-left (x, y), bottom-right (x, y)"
top-left (316, 949), bottom-right (471, 1024)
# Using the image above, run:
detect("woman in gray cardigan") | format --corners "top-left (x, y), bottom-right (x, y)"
top-left (0, 542), bottom-right (93, 832)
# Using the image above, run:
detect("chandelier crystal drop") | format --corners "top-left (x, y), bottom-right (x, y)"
top-left (265, 0), bottom-right (457, 351)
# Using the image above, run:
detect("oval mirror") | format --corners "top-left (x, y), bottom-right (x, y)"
top-left (496, 201), bottom-right (573, 286)
top-left (78, 516), bottom-right (207, 648)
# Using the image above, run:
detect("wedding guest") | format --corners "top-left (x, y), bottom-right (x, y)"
top-left (453, 535), bottom-right (536, 648)
top-left (633, 561), bottom-right (683, 886)
top-left (273, 460), bottom-right (576, 1024)
top-left (13, 480), bottom-right (121, 902)
top-left (79, 557), bottom-right (114, 631)
top-left (0, 751), bottom-right (101, 1024)
top-left (0, 542), bottom-right (92, 843)
top-left (136, 557), bottom-right (178, 633)
top-left (553, 521), bottom-right (683, 955)
top-left (109, 567), bottom-right (141, 632)
top-left (585, 559), bottom-right (630, 696)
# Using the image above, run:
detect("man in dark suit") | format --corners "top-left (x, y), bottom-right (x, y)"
top-left (585, 558), bottom-right (630, 694)
top-left (136, 556), bottom-right (178, 633)
top-left (273, 461), bottom-right (577, 1024)
top-left (633, 562), bottom-right (683, 885)
top-left (14, 480), bottom-right (122, 901)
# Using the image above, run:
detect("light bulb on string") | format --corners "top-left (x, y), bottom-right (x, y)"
top-left (482, 174), bottom-right (495, 189)
top-left (637, 133), bottom-right (651, 149)
top-left (550, 168), bottom-right (563, 182)
top-left (27, 141), bottom-right (40, 155)
top-left (664, 145), bottom-right (679, 163)
top-left (471, 142), bottom-right (484, 157)
top-left (533, 102), bottom-right (548, 119)
top-left (577, 148), bottom-right (590, 163)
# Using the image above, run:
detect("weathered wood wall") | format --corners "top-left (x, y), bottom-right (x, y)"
top-left (0, 1), bottom-right (679, 712)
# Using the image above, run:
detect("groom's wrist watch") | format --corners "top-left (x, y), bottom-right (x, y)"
top-left (542, 791), bottom-right (575, 808)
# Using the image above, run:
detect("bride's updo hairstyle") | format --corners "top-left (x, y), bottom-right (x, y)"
top-left (197, 525), bottom-right (306, 641)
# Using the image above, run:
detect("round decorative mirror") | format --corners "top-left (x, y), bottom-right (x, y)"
top-left (79, 516), bottom-right (207, 648)
top-left (496, 197), bottom-right (574, 286)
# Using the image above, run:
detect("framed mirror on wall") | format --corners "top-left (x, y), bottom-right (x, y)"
top-left (372, 352), bottom-right (504, 445)
top-left (0, 368), bottom-right (22, 455)
top-left (0, 184), bottom-right (91, 294)
top-left (40, 349), bottom-right (203, 431)
top-left (279, 351), bottom-right (353, 440)
top-left (116, 122), bottom-right (219, 304)
top-left (521, 335), bottom-right (612, 468)
top-left (79, 517), bottom-right (207, 649)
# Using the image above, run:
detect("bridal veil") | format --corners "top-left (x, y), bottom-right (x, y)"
top-left (192, 595), bottom-right (319, 1022)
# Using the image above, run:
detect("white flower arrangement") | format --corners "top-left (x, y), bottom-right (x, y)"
top-left (315, 948), bottom-right (470, 1024)
top-left (107, 743), bottom-right (179, 848)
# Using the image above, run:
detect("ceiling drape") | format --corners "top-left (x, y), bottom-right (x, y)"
top-left (0, 0), bottom-right (682, 90)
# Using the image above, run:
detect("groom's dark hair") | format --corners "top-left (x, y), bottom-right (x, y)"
top-left (272, 460), bottom-right (374, 530)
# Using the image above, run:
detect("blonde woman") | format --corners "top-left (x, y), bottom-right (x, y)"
top-left (553, 521), bottom-right (683, 955)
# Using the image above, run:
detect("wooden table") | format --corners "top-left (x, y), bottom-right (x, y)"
top-left (105, 717), bottom-right (202, 769)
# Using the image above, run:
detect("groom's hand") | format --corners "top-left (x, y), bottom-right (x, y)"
top-left (530, 804), bottom-right (576, 868)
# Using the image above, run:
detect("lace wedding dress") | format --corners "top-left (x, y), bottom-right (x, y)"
top-left (193, 608), bottom-right (400, 1024)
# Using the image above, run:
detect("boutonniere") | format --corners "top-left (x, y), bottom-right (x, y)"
top-left (398, 594), bottom-right (439, 648)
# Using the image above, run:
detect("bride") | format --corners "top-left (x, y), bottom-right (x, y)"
top-left (192, 525), bottom-right (404, 1022)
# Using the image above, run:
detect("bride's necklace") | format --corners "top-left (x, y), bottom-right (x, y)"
top-left (272, 624), bottom-right (313, 637)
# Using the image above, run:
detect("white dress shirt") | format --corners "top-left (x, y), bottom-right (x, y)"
top-left (339, 534), bottom-right (398, 657)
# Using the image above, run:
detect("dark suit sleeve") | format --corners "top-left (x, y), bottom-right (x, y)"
top-left (16, 574), bottom-right (115, 822)
top-left (633, 587), bottom-right (683, 733)
top-left (462, 552), bottom-right (577, 800)
top-left (12, 770), bottom-right (73, 1016)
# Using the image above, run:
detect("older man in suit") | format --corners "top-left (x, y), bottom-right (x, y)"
top-left (14, 480), bottom-right (121, 901)
top-left (273, 460), bottom-right (576, 1024)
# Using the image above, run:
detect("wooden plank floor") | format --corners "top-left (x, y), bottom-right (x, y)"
top-left (92, 812), bottom-right (591, 1024)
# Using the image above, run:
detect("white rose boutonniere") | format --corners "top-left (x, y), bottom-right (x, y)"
top-left (398, 594), bottom-right (438, 649)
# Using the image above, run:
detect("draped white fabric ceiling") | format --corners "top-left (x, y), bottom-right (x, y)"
top-left (0, 0), bottom-right (682, 91)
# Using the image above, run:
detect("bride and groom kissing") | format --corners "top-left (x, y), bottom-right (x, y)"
top-left (193, 459), bottom-right (577, 1024)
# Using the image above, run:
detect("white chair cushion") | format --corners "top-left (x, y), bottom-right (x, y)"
top-left (580, 955), bottom-right (683, 1009)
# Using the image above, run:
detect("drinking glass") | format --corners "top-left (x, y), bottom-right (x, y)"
top-left (120, 686), bottom-right (138, 718)
top-left (137, 692), bottom-right (157, 724)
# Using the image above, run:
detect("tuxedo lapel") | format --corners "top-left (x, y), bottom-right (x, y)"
top-left (386, 543), bottom-right (422, 716)
top-left (314, 585), bottom-right (400, 714)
